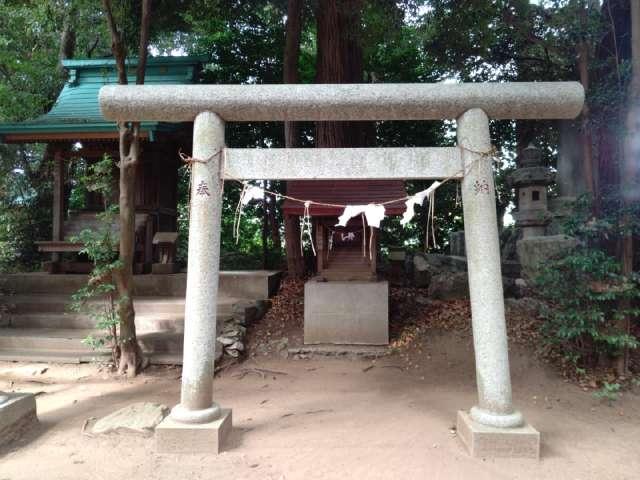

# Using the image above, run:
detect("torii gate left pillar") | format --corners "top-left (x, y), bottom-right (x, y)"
top-left (100, 81), bottom-right (583, 458)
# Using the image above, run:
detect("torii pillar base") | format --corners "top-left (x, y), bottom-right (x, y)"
top-left (456, 411), bottom-right (540, 459)
top-left (156, 408), bottom-right (232, 454)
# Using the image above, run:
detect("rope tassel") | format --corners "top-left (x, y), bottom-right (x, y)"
top-left (300, 201), bottom-right (316, 256)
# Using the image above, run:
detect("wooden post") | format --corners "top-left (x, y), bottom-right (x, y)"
top-left (370, 227), bottom-right (377, 277)
top-left (52, 149), bottom-right (65, 265)
top-left (316, 222), bottom-right (324, 274)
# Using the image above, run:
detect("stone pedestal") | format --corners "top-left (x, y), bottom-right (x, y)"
top-left (456, 411), bottom-right (540, 459)
top-left (0, 393), bottom-right (38, 447)
top-left (156, 408), bottom-right (232, 454)
top-left (516, 234), bottom-right (578, 279)
top-left (151, 263), bottom-right (178, 275)
top-left (304, 280), bottom-right (388, 345)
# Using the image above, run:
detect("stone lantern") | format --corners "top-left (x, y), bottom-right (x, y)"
top-left (509, 144), bottom-right (554, 238)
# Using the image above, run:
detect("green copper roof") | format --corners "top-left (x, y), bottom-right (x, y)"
top-left (0, 56), bottom-right (207, 142)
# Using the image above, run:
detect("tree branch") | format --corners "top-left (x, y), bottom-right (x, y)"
top-left (102, 0), bottom-right (128, 85)
top-left (136, 0), bottom-right (152, 85)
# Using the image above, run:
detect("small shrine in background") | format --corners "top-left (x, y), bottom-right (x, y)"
top-left (0, 57), bottom-right (205, 274)
top-left (283, 179), bottom-right (406, 345)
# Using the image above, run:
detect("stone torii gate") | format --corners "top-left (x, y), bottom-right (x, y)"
top-left (99, 82), bottom-right (584, 457)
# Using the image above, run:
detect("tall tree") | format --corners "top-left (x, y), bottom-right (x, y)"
top-left (618, 0), bottom-right (640, 375)
top-left (315, 0), bottom-right (372, 148)
top-left (102, 0), bottom-right (152, 376)
top-left (283, 0), bottom-right (305, 278)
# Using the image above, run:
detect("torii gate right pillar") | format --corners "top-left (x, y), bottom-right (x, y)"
top-left (457, 108), bottom-right (540, 458)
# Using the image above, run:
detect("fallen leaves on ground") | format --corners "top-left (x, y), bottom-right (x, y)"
top-left (246, 280), bottom-right (637, 391)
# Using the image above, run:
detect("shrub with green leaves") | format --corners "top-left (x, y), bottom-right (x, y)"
top-left (535, 194), bottom-right (640, 369)
top-left (68, 155), bottom-right (122, 362)
top-left (536, 248), bottom-right (639, 367)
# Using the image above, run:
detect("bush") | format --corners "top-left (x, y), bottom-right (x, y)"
top-left (536, 247), bottom-right (640, 367)
top-left (535, 194), bottom-right (640, 369)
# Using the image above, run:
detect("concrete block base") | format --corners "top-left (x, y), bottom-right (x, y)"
top-left (155, 408), bottom-right (232, 454)
top-left (151, 263), bottom-right (178, 274)
top-left (304, 280), bottom-right (389, 345)
top-left (0, 393), bottom-right (38, 448)
top-left (456, 411), bottom-right (540, 459)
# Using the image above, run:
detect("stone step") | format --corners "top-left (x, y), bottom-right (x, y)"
top-left (137, 331), bottom-right (184, 353)
top-left (0, 348), bottom-right (183, 365)
top-left (0, 328), bottom-right (99, 352)
top-left (0, 349), bottom-right (110, 364)
top-left (0, 326), bottom-right (227, 353)
top-left (0, 326), bottom-right (226, 365)
top-left (7, 294), bottom-right (238, 316)
top-left (7, 312), bottom-right (193, 332)
top-left (0, 271), bottom-right (281, 299)
top-left (320, 272), bottom-right (376, 281)
top-left (324, 264), bottom-right (372, 271)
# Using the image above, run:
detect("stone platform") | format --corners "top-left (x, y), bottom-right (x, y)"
top-left (0, 393), bottom-right (38, 448)
top-left (304, 280), bottom-right (388, 345)
top-left (0, 270), bottom-right (281, 299)
top-left (456, 410), bottom-right (540, 459)
top-left (155, 408), bottom-right (232, 454)
top-left (0, 270), bottom-right (280, 365)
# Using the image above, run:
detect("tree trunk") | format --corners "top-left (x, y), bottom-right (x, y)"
top-left (115, 146), bottom-right (142, 375)
top-left (262, 182), bottom-right (269, 269)
top-left (577, 39), bottom-right (596, 201)
top-left (577, 3), bottom-right (598, 206)
top-left (102, 0), bottom-right (152, 376)
top-left (58, 7), bottom-right (76, 67)
top-left (267, 191), bottom-right (281, 249)
top-left (617, 0), bottom-right (640, 376)
top-left (283, 0), bottom-right (305, 278)
top-left (284, 0), bottom-right (303, 147)
top-left (315, 0), bottom-right (371, 149)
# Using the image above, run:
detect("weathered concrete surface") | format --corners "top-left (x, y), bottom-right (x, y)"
top-left (0, 393), bottom-right (37, 447)
top-left (155, 408), bottom-right (232, 454)
top-left (304, 281), bottom-right (389, 345)
top-left (100, 82), bottom-right (584, 122)
top-left (0, 271), bottom-right (281, 300)
top-left (457, 411), bottom-right (540, 459)
top-left (217, 271), bottom-right (282, 301)
top-left (459, 108), bottom-right (523, 429)
top-left (516, 235), bottom-right (578, 279)
top-left (224, 147), bottom-right (463, 180)
top-left (91, 402), bottom-right (169, 437)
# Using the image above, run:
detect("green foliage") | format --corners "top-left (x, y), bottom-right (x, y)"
top-left (593, 382), bottom-right (621, 406)
top-left (535, 196), bottom-right (640, 368)
top-left (0, 144), bottom-right (52, 272)
top-left (68, 155), bottom-right (122, 359)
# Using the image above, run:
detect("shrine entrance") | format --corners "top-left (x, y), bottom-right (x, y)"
top-left (99, 81), bottom-right (584, 457)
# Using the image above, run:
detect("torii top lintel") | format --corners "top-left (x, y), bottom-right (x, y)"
top-left (99, 82), bottom-right (584, 123)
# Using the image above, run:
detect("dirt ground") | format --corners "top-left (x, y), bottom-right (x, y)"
top-left (1, 328), bottom-right (639, 480)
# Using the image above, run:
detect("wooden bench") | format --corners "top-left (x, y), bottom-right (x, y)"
top-left (37, 211), bottom-right (153, 274)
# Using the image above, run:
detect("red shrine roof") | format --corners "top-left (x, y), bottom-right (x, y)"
top-left (282, 180), bottom-right (407, 217)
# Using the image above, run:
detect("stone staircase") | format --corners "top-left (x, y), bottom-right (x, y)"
top-left (0, 271), bottom-right (280, 364)
top-left (322, 246), bottom-right (375, 281)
